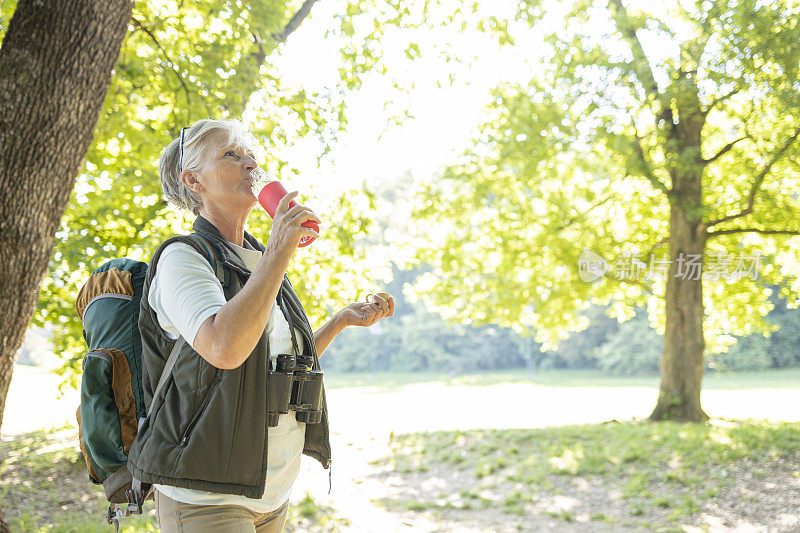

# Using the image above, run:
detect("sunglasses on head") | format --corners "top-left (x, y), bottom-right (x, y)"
top-left (178, 126), bottom-right (189, 171)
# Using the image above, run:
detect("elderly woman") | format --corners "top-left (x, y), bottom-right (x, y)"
top-left (127, 118), bottom-right (394, 532)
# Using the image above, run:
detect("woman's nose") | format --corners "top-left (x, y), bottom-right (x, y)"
top-left (243, 156), bottom-right (257, 170)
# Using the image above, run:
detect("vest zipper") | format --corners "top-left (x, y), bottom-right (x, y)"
top-left (179, 376), bottom-right (222, 447)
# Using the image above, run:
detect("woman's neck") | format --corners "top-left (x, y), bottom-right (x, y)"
top-left (198, 206), bottom-right (248, 247)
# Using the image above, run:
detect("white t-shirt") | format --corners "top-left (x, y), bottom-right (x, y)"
top-left (148, 237), bottom-right (306, 513)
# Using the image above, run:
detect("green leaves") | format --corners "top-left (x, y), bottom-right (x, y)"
top-left (347, 0), bottom-right (800, 355)
top-left (19, 0), bottom-right (390, 379)
top-left (0, 0), bottom-right (15, 41)
top-left (13, 0), bottom-right (800, 379)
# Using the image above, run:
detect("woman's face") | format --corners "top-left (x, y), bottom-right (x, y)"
top-left (188, 130), bottom-right (259, 215)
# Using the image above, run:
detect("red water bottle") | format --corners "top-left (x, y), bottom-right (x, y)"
top-left (255, 172), bottom-right (319, 248)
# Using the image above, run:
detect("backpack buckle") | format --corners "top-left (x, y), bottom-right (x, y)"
top-left (105, 481), bottom-right (148, 531)
top-left (106, 503), bottom-right (124, 532)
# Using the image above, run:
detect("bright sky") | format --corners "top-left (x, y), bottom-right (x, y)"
top-left (260, 0), bottom-right (542, 202)
top-left (260, 0), bottom-right (688, 202)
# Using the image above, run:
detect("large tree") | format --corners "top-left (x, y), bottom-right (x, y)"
top-left (0, 1), bottom-right (133, 529)
top-left (0, 0), bottom-right (328, 432)
top-left (0, 0), bottom-right (134, 430)
top-left (342, 0), bottom-right (800, 421)
top-left (2, 0), bottom-right (388, 400)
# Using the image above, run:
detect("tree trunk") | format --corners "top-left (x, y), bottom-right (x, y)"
top-left (650, 83), bottom-right (709, 422)
top-left (0, 1), bottom-right (132, 527)
top-left (650, 204), bottom-right (709, 422)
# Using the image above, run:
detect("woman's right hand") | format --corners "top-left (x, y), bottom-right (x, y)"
top-left (265, 191), bottom-right (321, 257)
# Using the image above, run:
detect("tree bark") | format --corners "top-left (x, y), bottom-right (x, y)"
top-left (650, 78), bottom-right (709, 422)
top-left (0, 6), bottom-right (133, 528)
top-left (650, 204), bottom-right (710, 422)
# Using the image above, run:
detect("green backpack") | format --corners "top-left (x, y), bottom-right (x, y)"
top-left (75, 234), bottom-right (223, 529)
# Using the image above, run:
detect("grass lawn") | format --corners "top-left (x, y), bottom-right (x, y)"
top-left (3, 367), bottom-right (799, 531)
top-left (0, 426), bottom-right (348, 532)
top-left (324, 367), bottom-right (800, 390)
top-left (372, 419), bottom-right (800, 531)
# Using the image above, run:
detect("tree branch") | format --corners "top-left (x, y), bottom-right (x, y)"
top-left (607, 0), bottom-right (659, 99)
top-left (706, 126), bottom-right (800, 228)
top-left (633, 131), bottom-right (671, 197)
top-left (272, 0), bottom-right (319, 44)
top-left (552, 193), bottom-right (616, 232)
top-left (607, 0), bottom-right (673, 129)
top-left (707, 228), bottom-right (800, 239)
top-left (702, 135), bottom-right (747, 165)
top-left (640, 235), bottom-right (669, 266)
top-left (704, 86), bottom-right (740, 114)
top-left (679, 34), bottom-right (710, 72)
top-left (130, 18), bottom-right (192, 106)
top-left (603, 270), bottom-right (654, 295)
top-left (250, 32), bottom-right (267, 66)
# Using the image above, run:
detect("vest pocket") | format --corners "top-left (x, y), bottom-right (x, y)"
top-left (178, 375), bottom-right (222, 447)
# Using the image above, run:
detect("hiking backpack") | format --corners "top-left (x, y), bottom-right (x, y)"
top-left (75, 234), bottom-right (223, 530)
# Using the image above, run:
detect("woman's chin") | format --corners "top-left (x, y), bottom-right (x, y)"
top-left (242, 185), bottom-right (258, 200)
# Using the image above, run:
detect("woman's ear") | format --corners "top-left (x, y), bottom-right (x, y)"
top-left (181, 170), bottom-right (205, 193)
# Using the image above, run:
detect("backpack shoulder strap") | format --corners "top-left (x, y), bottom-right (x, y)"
top-left (141, 233), bottom-right (227, 418)
top-left (186, 233), bottom-right (227, 287)
top-left (147, 336), bottom-right (186, 417)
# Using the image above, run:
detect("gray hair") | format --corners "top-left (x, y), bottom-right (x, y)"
top-left (158, 118), bottom-right (258, 215)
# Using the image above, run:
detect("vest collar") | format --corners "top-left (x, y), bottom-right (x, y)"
top-left (192, 213), bottom-right (265, 276)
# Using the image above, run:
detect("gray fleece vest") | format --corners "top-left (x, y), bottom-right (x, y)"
top-left (126, 214), bottom-right (331, 498)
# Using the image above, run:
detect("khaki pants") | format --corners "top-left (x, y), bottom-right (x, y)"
top-left (155, 489), bottom-right (288, 533)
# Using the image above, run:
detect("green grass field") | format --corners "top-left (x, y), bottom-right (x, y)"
top-left (0, 425), bottom-right (348, 532)
top-left (374, 419), bottom-right (800, 530)
top-left (3, 367), bottom-right (799, 531)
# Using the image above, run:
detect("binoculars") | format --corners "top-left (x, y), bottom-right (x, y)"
top-left (267, 353), bottom-right (323, 426)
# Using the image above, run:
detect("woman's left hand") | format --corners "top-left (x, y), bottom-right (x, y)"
top-left (339, 293), bottom-right (395, 327)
